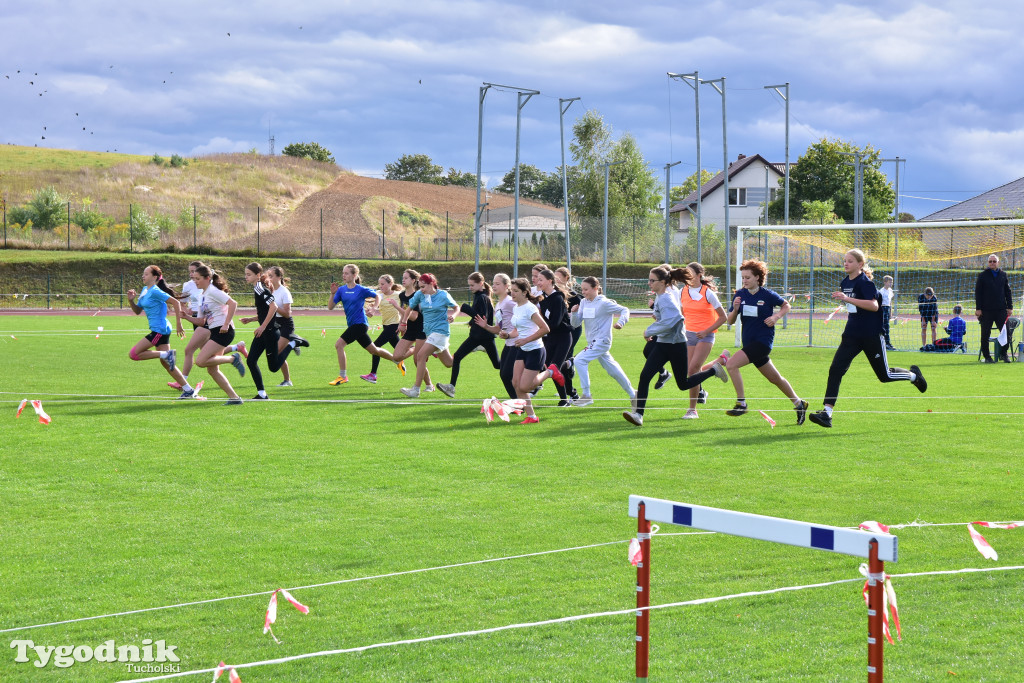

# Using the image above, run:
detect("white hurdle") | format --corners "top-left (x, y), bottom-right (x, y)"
top-left (629, 495), bottom-right (898, 682)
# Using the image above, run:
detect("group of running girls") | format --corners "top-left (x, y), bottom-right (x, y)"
top-left (125, 249), bottom-right (926, 425)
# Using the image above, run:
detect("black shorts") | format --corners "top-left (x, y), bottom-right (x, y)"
top-left (208, 326), bottom-right (236, 347)
top-left (341, 323), bottom-right (373, 348)
top-left (742, 340), bottom-right (772, 368)
top-left (146, 330), bottom-right (169, 345)
top-left (517, 346), bottom-right (547, 372)
top-left (402, 320), bottom-right (426, 341)
top-left (191, 321), bottom-right (203, 331)
top-left (920, 315), bottom-right (938, 324)
top-left (276, 316), bottom-right (295, 337)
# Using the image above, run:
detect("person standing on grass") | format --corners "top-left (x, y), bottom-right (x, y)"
top-left (180, 265), bottom-right (247, 405)
top-left (680, 261), bottom-right (727, 419)
top-left (500, 277), bottom-right (562, 424)
top-left (879, 275), bottom-right (896, 350)
top-left (472, 273), bottom-right (520, 399)
top-left (399, 273), bottom-right (459, 398)
top-left (327, 264), bottom-right (401, 386)
top-left (239, 263), bottom-right (306, 400)
top-left (808, 249), bottom-right (927, 428)
top-left (722, 259), bottom-right (808, 425)
top-left (558, 276), bottom-right (635, 408)
top-left (623, 266), bottom-right (728, 428)
top-left (265, 265), bottom-right (307, 387)
top-left (975, 253), bottom-right (1014, 363)
top-left (169, 260), bottom-right (209, 390)
top-left (127, 265), bottom-right (194, 397)
top-left (360, 274), bottom-right (404, 384)
top-left (918, 286), bottom-right (939, 348)
top-left (437, 271), bottom-right (500, 398)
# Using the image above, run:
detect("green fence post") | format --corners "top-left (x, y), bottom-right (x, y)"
top-left (67, 201), bottom-right (71, 250)
top-left (46, 274), bottom-right (51, 309)
top-left (120, 273), bottom-right (124, 309)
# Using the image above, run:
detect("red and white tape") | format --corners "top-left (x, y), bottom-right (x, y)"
top-left (15, 399), bottom-right (50, 424)
top-left (968, 521), bottom-right (1021, 561)
top-left (263, 589), bottom-right (309, 643)
top-left (212, 661), bottom-right (242, 682)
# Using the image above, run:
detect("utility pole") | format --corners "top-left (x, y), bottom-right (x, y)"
top-left (668, 72), bottom-right (702, 262)
top-left (664, 161), bottom-right (681, 263)
top-left (559, 97), bottom-right (580, 271)
top-left (702, 77), bottom-right (730, 289)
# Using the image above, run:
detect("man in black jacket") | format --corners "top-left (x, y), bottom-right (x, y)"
top-left (975, 254), bottom-right (1014, 362)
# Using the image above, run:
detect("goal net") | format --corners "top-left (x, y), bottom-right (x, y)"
top-left (736, 220), bottom-right (1024, 351)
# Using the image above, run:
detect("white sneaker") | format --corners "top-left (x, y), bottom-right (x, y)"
top-left (573, 396), bottom-right (594, 407)
top-left (622, 411), bottom-right (643, 427)
top-left (424, 384), bottom-right (435, 392)
top-left (400, 387), bottom-right (421, 398)
top-left (682, 409), bottom-right (699, 419)
top-left (277, 380), bottom-right (293, 387)
top-left (712, 362), bottom-right (729, 382)
top-left (437, 383), bottom-right (455, 398)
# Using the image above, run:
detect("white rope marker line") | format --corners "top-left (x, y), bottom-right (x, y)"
top-left (119, 564), bottom-right (1024, 682)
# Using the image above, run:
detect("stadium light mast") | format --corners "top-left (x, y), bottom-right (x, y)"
top-left (879, 155), bottom-right (905, 296)
top-left (474, 84), bottom-right (492, 271)
top-left (765, 83), bottom-right (790, 320)
top-left (701, 77), bottom-right (731, 292)
top-left (513, 87), bottom-right (541, 277)
top-left (667, 72), bottom-right (702, 262)
top-left (663, 161), bottom-right (681, 263)
top-left (559, 97), bottom-right (580, 271)
top-left (602, 159), bottom-right (626, 284)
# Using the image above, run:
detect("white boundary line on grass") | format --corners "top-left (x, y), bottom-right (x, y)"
top-left (119, 564), bottom-right (1024, 682)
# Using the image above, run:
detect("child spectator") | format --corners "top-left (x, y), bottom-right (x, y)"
top-left (935, 305), bottom-right (966, 351)
top-left (880, 275), bottom-right (895, 350)
top-left (918, 286), bottom-right (938, 347)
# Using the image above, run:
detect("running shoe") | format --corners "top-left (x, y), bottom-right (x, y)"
top-left (560, 357), bottom-right (576, 380)
top-left (230, 352), bottom-right (246, 377)
top-left (682, 409), bottom-right (699, 419)
top-left (193, 380), bottom-right (204, 396)
top-left (437, 383), bottom-right (456, 398)
top-left (547, 364), bottom-right (565, 387)
top-left (885, 344), bottom-right (896, 351)
top-left (808, 410), bottom-right (832, 428)
top-left (717, 349), bottom-right (731, 363)
top-left (573, 396), bottom-right (594, 407)
top-left (292, 335), bottom-right (310, 348)
top-left (224, 397), bottom-right (243, 406)
top-left (795, 399), bottom-right (809, 426)
top-left (396, 360), bottom-right (407, 376)
top-left (529, 384), bottom-right (543, 397)
top-left (360, 373), bottom-right (378, 384)
top-left (400, 386), bottom-right (420, 398)
top-left (726, 402), bottom-right (748, 416)
top-left (697, 388), bottom-right (708, 404)
top-left (654, 370), bottom-right (671, 390)
top-left (251, 394), bottom-right (269, 400)
top-left (711, 362), bottom-right (729, 382)
top-left (424, 384), bottom-right (435, 392)
top-left (521, 415), bottom-right (540, 424)
top-left (328, 376), bottom-right (348, 385)
top-left (557, 399), bottom-right (574, 407)
top-left (909, 365), bottom-right (927, 393)
top-left (622, 411), bottom-right (643, 427)
top-left (277, 380), bottom-right (293, 387)
top-left (165, 349), bottom-right (177, 373)
top-left (236, 341), bottom-right (248, 359)
top-left (568, 388), bottom-right (580, 401)
top-left (177, 388), bottom-right (195, 400)
top-left (168, 381), bottom-right (182, 390)
top-left (292, 345), bottom-right (301, 357)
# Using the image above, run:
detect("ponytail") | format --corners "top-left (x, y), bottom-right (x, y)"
top-left (147, 265), bottom-right (177, 297)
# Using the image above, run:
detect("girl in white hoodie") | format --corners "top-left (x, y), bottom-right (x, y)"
top-left (563, 276), bottom-right (635, 407)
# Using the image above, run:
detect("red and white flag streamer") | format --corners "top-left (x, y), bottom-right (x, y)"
top-left (263, 588), bottom-right (310, 643)
top-left (16, 399), bottom-right (28, 418)
top-left (212, 661), bottom-right (242, 682)
top-left (967, 521), bottom-right (1022, 561)
top-left (502, 399), bottom-right (526, 416)
top-left (823, 305), bottom-right (844, 323)
top-left (859, 564), bottom-right (901, 643)
top-left (481, 397), bottom-right (526, 423)
top-left (758, 410), bottom-right (776, 428)
top-left (31, 400), bottom-right (51, 425)
top-left (859, 521), bottom-right (890, 535)
top-left (320, 328), bottom-right (326, 338)
top-left (628, 538), bottom-right (642, 566)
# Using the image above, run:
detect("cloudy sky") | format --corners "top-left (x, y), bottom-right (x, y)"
top-left (4, 0), bottom-right (1024, 219)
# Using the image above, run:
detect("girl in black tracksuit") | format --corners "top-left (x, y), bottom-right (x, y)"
top-left (436, 271), bottom-right (500, 398)
top-left (240, 262), bottom-right (303, 399)
top-left (536, 268), bottom-right (574, 405)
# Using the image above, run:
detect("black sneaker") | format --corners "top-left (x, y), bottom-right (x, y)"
top-left (292, 335), bottom-right (310, 347)
top-left (726, 402), bottom-right (748, 416)
top-left (808, 410), bottom-right (832, 428)
top-left (697, 388), bottom-right (708, 404)
top-left (568, 388), bottom-right (580, 401)
top-left (251, 394), bottom-right (269, 400)
top-left (224, 397), bottom-right (244, 406)
top-left (560, 358), bottom-right (575, 380)
top-left (654, 370), bottom-right (671, 390)
top-left (795, 399), bottom-right (808, 426)
top-left (557, 399), bottom-right (574, 407)
top-left (909, 365), bottom-right (927, 393)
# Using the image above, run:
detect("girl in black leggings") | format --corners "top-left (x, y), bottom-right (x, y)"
top-left (239, 263), bottom-right (306, 399)
top-left (536, 268), bottom-right (574, 406)
top-left (437, 271), bottom-right (500, 398)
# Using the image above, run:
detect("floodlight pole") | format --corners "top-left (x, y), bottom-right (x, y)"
top-left (603, 160), bottom-right (626, 284)
top-left (765, 83), bottom-right (790, 325)
top-left (474, 84), bottom-right (491, 271)
top-left (560, 97), bottom-right (581, 271)
top-left (668, 72), bottom-right (701, 262)
top-left (879, 156), bottom-right (904, 305)
top-left (664, 161), bottom-right (681, 263)
top-left (702, 77), bottom-right (730, 290)
top-left (513, 87), bottom-right (541, 278)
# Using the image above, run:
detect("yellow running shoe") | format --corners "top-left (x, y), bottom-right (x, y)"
top-left (328, 376), bottom-right (348, 385)
top-left (397, 360), bottom-right (406, 376)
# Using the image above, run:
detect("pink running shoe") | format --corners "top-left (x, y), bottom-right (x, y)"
top-left (360, 373), bottom-right (378, 384)
top-left (521, 415), bottom-right (540, 424)
top-left (547, 364), bottom-right (565, 387)
top-left (167, 381), bottom-right (182, 390)
top-left (236, 340), bottom-right (249, 359)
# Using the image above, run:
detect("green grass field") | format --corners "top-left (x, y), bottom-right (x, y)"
top-left (1, 313), bottom-right (1022, 681)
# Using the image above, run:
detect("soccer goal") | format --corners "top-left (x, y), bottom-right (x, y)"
top-left (629, 496), bottom-right (898, 682)
top-left (734, 219), bottom-right (1024, 351)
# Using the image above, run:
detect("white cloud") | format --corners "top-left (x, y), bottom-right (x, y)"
top-left (190, 137), bottom-right (256, 156)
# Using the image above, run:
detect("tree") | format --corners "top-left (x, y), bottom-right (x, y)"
top-left (27, 186), bottom-right (67, 231)
top-left (670, 169), bottom-right (715, 204)
top-left (495, 164), bottom-right (547, 197)
top-left (800, 199), bottom-right (844, 225)
top-left (384, 153), bottom-right (444, 184)
top-left (768, 138), bottom-right (894, 224)
top-left (442, 167), bottom-right (476, 188)
top-left (282, 141), bottom-right (336, 164)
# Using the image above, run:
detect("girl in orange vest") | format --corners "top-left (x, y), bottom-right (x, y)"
top-left (680, 262), bottom-right (727, 419)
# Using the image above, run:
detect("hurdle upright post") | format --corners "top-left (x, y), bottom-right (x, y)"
top-left (636, 501), bottom-right (651, 682)
top-left (867, 539), bottom-right (884, 682)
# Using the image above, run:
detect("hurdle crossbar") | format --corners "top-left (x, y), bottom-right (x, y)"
top-left (629, 496), bottom-right (897, 682)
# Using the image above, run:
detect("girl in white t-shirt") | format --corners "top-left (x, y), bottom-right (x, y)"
top-left (498, 277), bottom-right (563, 423)
top-left (267, 266), bottom-right (307, 386)
top-left (179, 265), bottom-right (247, 405)
top-left (170, 260), bottom-right (211, 390)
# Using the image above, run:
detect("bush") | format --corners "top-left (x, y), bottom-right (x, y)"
top-left (27, 187), bottom-right (67, 231)
top-left (152, 154), bottom-right (165, 166)
top-left (8, 206), bottom-right (33, 227)
top-left (169, 154), bottom-right (187, 168)
top-left (129, 210), bottom-right (160, 242)
top-left (73, 208), bottom-right (106, 232)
